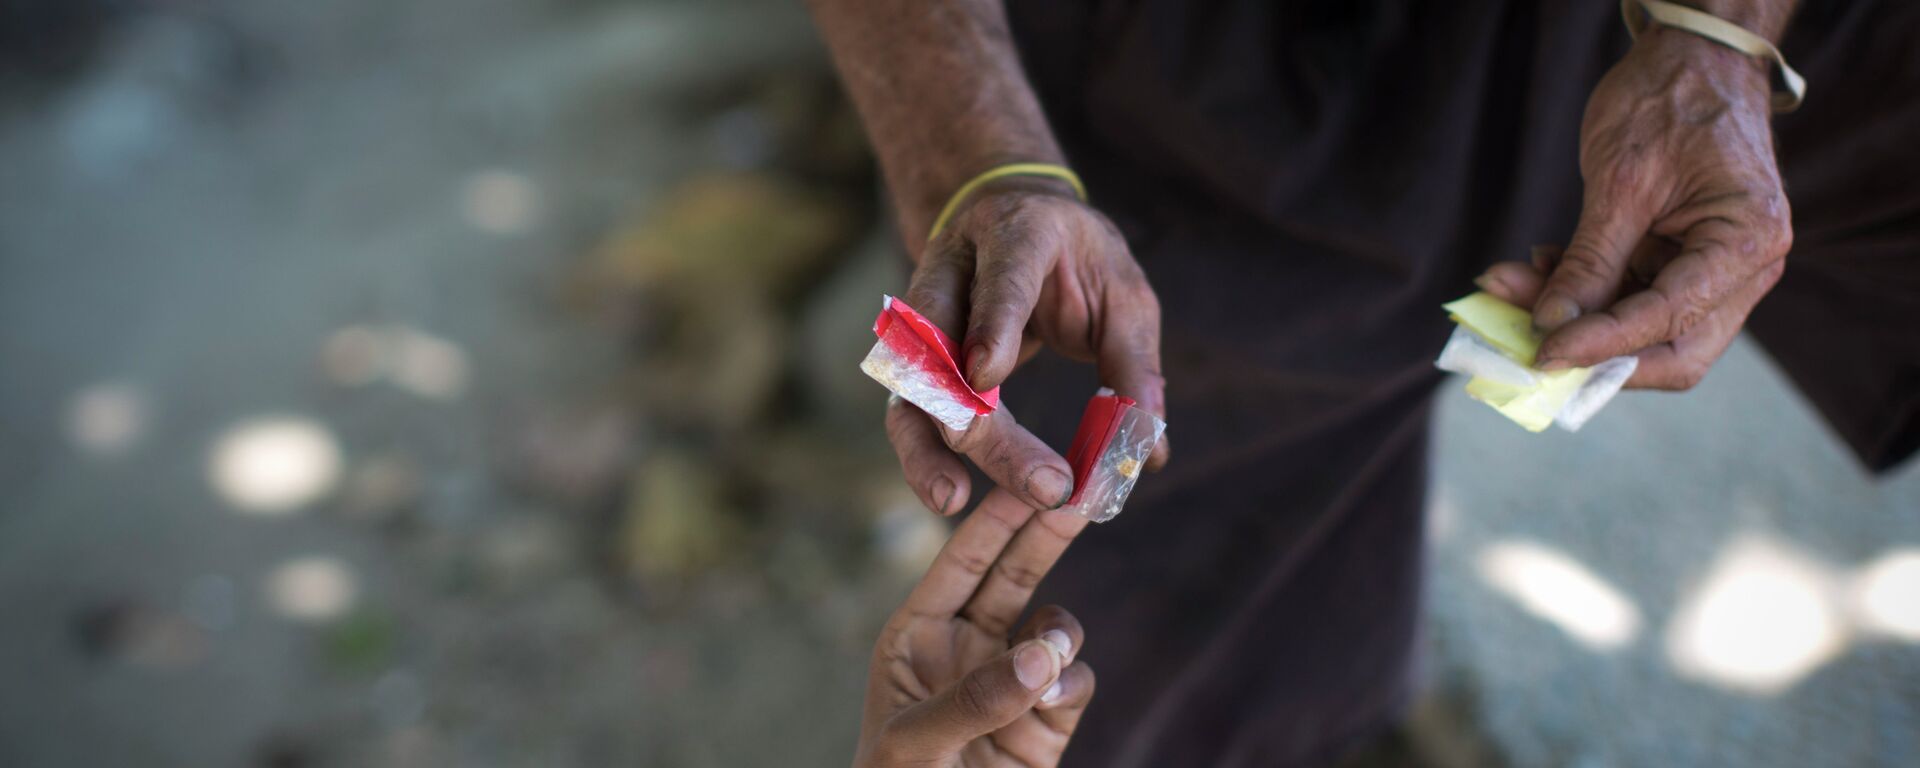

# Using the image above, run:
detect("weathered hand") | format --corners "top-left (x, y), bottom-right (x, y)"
top-left (888, 177), bottom-right (1167, 515)
top-left (1493, 25), bottom-right (1791, 390)
top-left (854, 489), bottom-right (1097, 767)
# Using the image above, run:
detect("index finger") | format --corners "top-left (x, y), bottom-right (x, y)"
top-left (959, 505), bottom-right (1091, 636)
top-left (899, 487), bottom-right (1037, 619)
top-left (1536, 218), bottom-right (1759, 368)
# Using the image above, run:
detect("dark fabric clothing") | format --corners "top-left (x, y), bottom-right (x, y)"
top-left (997, 1), bottom-right (1920, 765)
top-left (1751, 2), bottom-right (1920, 471)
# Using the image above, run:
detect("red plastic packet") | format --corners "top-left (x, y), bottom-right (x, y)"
top-left (860, 296), bottom-right (999, 430)
top-left (1062, 388), bottom-right (1165, 523)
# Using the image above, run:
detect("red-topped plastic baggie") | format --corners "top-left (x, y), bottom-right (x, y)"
top-left (1061, 388), bottom-right (1165, 523)
top-left (859, 295), bottom-right (999, 431)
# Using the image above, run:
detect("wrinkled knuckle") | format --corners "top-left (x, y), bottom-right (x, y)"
top-left (1660, 282), bottom-right (1714, 339)
top-left (1666, 307), bottom-right (1704, 342)
top-left (1741, 185), bottom-right (1794, 253)
top-left (1554, 243), bottom-right (1615, 286)
top-left (975, 434), bottom-right (1023, 478)
top-left (898, 441), bottom-right (943, 481)
top-left (892, 434), bottom-right (927, 471)
top-left (1602, 160), bottom-right (1645, 195)
top-left (972, 276), bottom-right (1040, 323)
top-left (953, 672), bottom-right (1001, 724)
top-left (1039, 500), bottom-right (1088, 535)
top-left (977, 254), bottom-right (1037, 292)
top-left (966, 302), bottom-right (1023, 342)
top-left (950, 547), bottom-right (995, 580)
top-left (993, 559), bottom-right (1048, 591)
top-left (1765, 212), bottom-right (1795, 258)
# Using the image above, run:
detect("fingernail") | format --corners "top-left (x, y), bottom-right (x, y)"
top-left (1039, 629), bottom-right (1073, 661)
top-left (1014, 641), bottom-right (1055, 691)
top-left (965, 344), bottom-right (989, 384)
top-left (1041, 680), bottom-right (1064, 704)
top-left (1472, 274), bottom-right (1494, 291)
top-left (1537, 357), bottom-right (1572, 371)
top-left (1535, 295), bottom-right (1581, 330)
top-left (1027, 467), bottom-right (1073, 509)
top-left (929, 477), bottom-right (956, 514)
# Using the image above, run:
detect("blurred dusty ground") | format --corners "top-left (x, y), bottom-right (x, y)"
top-left (1, 1), bottom-right (1915, 766)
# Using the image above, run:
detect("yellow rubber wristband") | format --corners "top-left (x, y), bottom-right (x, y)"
top-left (926, 163), bottom-right (1087, 243)
top-left (1622, 0), bottom-right (1806, 113)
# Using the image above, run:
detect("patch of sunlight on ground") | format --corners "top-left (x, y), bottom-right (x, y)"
top-left (461, 168), bottom-right (541, 236)
top-left (68, 381), bottom-right (147, 456)
top-left (1666, 534), bottom-right (1844, 694)
top-left (321, 325), bottom-right (470, 400)
top-left (266, 556), bottom-right (358, 622)
top-left (209, 416), bottom-right (343, 515)
top-left (1477, 539), bottom-right (1641, 651)
top-left (1851, 549), bottom-right (1920, 642)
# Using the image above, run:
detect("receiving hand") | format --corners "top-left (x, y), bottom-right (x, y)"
top-left (853, 489), bottom-right (1096, 767)
top-left (1482, 25), bottom-right (1791, 390)
top-left (889, 176), bottom-right (1167, 515)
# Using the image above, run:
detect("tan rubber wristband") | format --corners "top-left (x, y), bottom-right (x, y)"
top-left (1622, 0), bottom-right (1806, 113)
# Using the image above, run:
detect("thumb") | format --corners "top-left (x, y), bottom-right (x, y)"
top-left (1534, 187), bottom-right (1650, 332)
top-left (882, 639), bottom-right (1062, 759)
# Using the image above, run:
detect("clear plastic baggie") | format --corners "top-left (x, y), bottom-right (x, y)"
top-left (1062, 388), bottom-right (1166, 523)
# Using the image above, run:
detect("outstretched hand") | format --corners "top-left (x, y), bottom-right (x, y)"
top-left (853, 488), bottom-right (1096, 767)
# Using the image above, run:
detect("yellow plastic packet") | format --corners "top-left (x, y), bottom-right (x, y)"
top-left (1435, 292), bottom-right (1637, 432)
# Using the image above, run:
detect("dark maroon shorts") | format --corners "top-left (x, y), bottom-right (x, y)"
top-left (998, 1), bottom-right (1920, 765)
